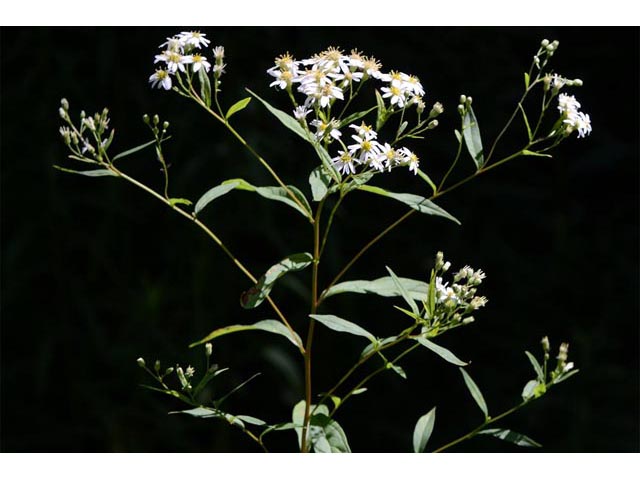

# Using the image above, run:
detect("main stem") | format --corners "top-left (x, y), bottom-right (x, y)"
top-left (300, 199), bottom-right (325, 452)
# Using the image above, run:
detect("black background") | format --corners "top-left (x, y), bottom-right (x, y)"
top-left (1, 27), bottom-right (638, 452)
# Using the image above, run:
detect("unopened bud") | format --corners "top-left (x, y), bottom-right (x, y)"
top-left (205, 343), bottom-right (213, 357)
top-left (543, 75), bottom-right (552, 91)
top-left (427, 119), bottom-right (439, 130)
top-left (572, 78), bottom-right (583, 87)
top-left (541, 336), bottom-right (550, 353)
top-left (142, 114), bottom-right (150, 124)
top-left (466, 96), bottom-right (472, 105)
top-left (58, 107), bottom-right (67, 119)
top-left (462, 316), bottom-right (475, 325)
top-left (541, 39), bottom-right (550, 47)
top-left (60, 98), bottom-right (69, 111)
top-left (153, 114), bottom-right (160, 126)
top-left (136, 357), bottom-right (146, 368)
top-left (80, 110), bottom-right (86, 119)
top-left (459, 95), bottom-right (467, 105)
top-left (165, 367), bottom-right (174, 375)
top-left (457, 104), bottom-right (465, 115)
top-left (435, 251), bottom-right (444, 269)
top-left (162, 121), bottom-right (170, 130)
top-left (442, 261), bottom-right (451, 272)
top-left (429, 102), bottom-right (444, 118)
top-left (154, 360), bottom-right (161, 373)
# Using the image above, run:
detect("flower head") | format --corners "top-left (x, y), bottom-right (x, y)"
top-left (149, 69), bottom-right (172, 90)
top-left (178, 31), bottom-right (210, 49)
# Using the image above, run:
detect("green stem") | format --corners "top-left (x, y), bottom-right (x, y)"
top-left (301, 198), bottom-right (325, 452)
top-left (319, 193), bottom-right (345, 258)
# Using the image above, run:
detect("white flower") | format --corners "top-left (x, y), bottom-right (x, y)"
top-left (557, 93), bottom-right (581, 115)
top-left (551, 73), bottom-right (567, 90)
top-left (185, 365), bottom-right (196, 378)
top-left (178, 31), bottom-right (210, 49)
top-left (212, 46), bottom-right (225, 61)
top-left (404, 74), bottom-right (425, 97)
top-left (331, 150), bottom-right (357, 175)
top-left (293, 106), bottom-right (311, 120)
top-left (563, 362), bottom-right (575, 373)
top-left (397, 147), bottom-right (419, 174)
top-left (566, 111), bottom-right (592, 138)
top-left (188, 53), bottom-right (211, 73)
top-left (159, 36), bottom-right (184, 52)
top-left (348, 134), bottom-right (382, 166)
top-left (381, 83), bottom-right (408, 108)
top-left (377, 143), bottom-right (402, 171)
top-left (269, 69), bottom-right (296, 90)
top-left (310, 118), bottom-right (342, 140)
top-left (314, 83), bottom-right (344, 108)
top-left (213, 63), bottom-right (226, 76)
top-left (435, 277), bottom-right (458, 305)
top-left (155, 50), bottom-right (189, 73)
top-left (149, 69), bottom-right (172, 90)
top-left (349, 122), bottom-right (377, 140)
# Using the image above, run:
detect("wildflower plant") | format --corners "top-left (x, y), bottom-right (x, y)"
top-left (56, 32), bottom-right (587, 452)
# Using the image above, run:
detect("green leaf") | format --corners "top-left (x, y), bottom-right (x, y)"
top-left (522, 149), bottom-right (552, 158)
top-left (112, 138), bottom-right (157, 161)
top-left (478, 428), bottom-right (542, 448)
top-left (521, 379), bottom-right (541, 400)
top-left (352, 388), bottom-right (367, 396)
top-left (309, 314), bottom-right (376, 343)
top-left (53, 165), bottom-right (117, 177)
top-left (525, 351), bottom-right (544, 381)
top-left (413, 407), bottom-right (436, 453)
top-left (193, 364), bottom-right (224, 397)
top-left (236, 415), bottom-right (267, 426)
top-left (398, 120), bottom-right (408, 136)
top-left (174, 406), bottom-right (222, 419)
top-left (311, 414), bottom-right (351, 453)
top-left (518, 103), bottom-right (533, 141)
top-left (246, 88), bottom-right (312, 143)
top-left (141, 384), bottom-right (192, 403)
top-left (198, 68), bottom-right (212, 107)
top-left (524, 72), bottom-right (530, 90)
top-left (189, 319), bottom-right (303, 349)
top-left (416, 337), bottom-right (468, 366)
top-left (375, 89), bottom-right (387, 131)
top-left (322, 276), bottom-right (429, 302)
top-left (386, 267), bottom-right (419, 315)
top-left (313, 142), bottom-right (341, 183)
top-left (416, 168), bottom-right (437, 195)
top-left (193, 181), bottom-right (240, 215)
top-left (338, 106), bottom-right (377, 130)
top-left (552, 368), bottom-right (579, 385)
top-left (459, 368), bottom-right (489, 419)
top-left (226, 97), bottom-right (252, 120)
top-left (309, 166), bottom-right (332, 202)
top-left (169, 197), bottom-right (192, 207)
top-left (222, 178), bottom-right (313, 219)
top-left (454, 129), bottom-right (462, 144)
top-left (462, 104), bottom-right (484, 169)
top-left (360, 335), bottom-right (398, 359)
top-left (357, 184), bottom-right (460, 225)
top-left (388, 363), bottom-right (407, 379)
top-left (240, 253), bottom-right (313, 309)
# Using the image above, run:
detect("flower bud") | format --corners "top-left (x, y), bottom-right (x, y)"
top-left (543, 75), bottom-right (552, 91)
top-left (165, 367), bottom-right (174, 375)
top-left (435, 251), bottom-right (444, 269)
top-left (136, 357), bottom-right (146, 368)
top-left (427, 119), bottom-right (438, 130)
top-left (162, 121), bottom-right (170, 130)
top-left (176, 366), bottom-right (189, 388)
top-left (462, 316), bottom-right (475, 325)
top-left (59, 107), bottom-right (67, 120)
top-left (541, 336), bottom-right (550, 353)
top-left (60, 98), bottom-right (69, 111)
top-left (205, 343), bottom-right (213, 357)
top-left (153, 114), bottom-right (160, 126)
top-left (457, 104), bottom-right (465, 115)
top-left (142, 114), bottom-right (150, 125)
top-left (154, 360), bottom-right (161, 373)
top-left (541, 39), bottom-right (550, 47)
top-left (459, 94), bottom-right (467, 105)
top-left (572, 78), bottom-right (583, 87)
top-left (442, 261), bottom-right (451, 272)
top-left (466, 96), bottom-right (473, 105)
top-left (429, 102), bottom-right (444, 118)
top-left (80, 110), bottom-right (86, 119)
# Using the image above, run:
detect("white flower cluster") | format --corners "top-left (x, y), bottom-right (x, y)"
top-left (331, 122), bottom-right (419, 175)
top-left (149, 31), bottom-right (225, 91)
top-left (557, 93), bottom-right (592, 139)
top-left (429, 252), bottom-right (488, 327)
top-left (267, 47), bottom-right (425, 113)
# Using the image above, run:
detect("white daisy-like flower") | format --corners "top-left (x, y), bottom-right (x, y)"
top-left (377, 143), bottom-right (402, 171)
top-left (155, 50), bottom-right (189, 73)
top-left (551, 73), bottom-right (567, 90)
top-left (564, 111), bottom-right (592, 138)
top-left (178, 31), bottom-right (210, 49)
top-left (269, 69), bottom-right (296, 90)
top-left (435, 277), bottom-right (459, 305)
top-left (185, 365), bottom-right (196, 378)
top-left (187, 53), bottom-right (211, 73)
top-left (293, 106), bottom-right (311, 120)
top-left (149, 68), bottom-right (173, 90)
top-left (331, 150), bottom-right (357, 175)
top-left (310, 118), bottom-right (342, 141)
top-left (328, 62), bottom-right (364, 88)
top-left (349, 122), bottom-right (377, 140)
top-left (212, 46), bottom-right (225, 61)
top-left (397, 147), bottom-right (419, 174)
top-left (348, 134), bottom-right (382, 166)
top-left (403, 74), bottom-right (425, 97)
top-left (381, 83), bottom-right (408, 108)
top-left (159, 36), bottom-right (184, 52)
top-left (308, 82), bottom-right (344, 108)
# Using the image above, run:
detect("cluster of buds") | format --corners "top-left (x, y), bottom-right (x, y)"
top-left (415, 252), bottom-right (488, 333)
top-left (58, 98), bottom-right (113, 162)
top-left (534, 38), bottom-right (560, 69)
top-left (149, 31), bottom-right (225, 91)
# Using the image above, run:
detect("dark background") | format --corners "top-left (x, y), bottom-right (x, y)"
top-left (1, 27), bottom-right (638, 453)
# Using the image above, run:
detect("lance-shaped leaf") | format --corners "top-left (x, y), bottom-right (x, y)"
top-left (478, 428), bottom-right (542, 448)
top-left (462, 104), bottom-right (484, 169)
top-left (222, 178), bottom-right (312, 219)
top-left (225, 97), bottom-right (252, 119)
top-left (53, 165), bottom-right (117, 177)
top-left (309, 314), bottom-right (376, 343)
top-left (198, 68), bottom-right (212, 107)
top-left (309, 165), bottom-right (332, 202)
top-left (322, 276), bottom-right (429, 302)
top-left (189, 319), bottom-right (303, 349)
top-left (459, 368), bottom-right (489, 420)
top-left (194, 181), bottom-right (240, 215)
top-left (247, 88), bottom-right (312, 143)
top-left (241, 253), bottom-right (313, 309)
top-left (386, 266), bottom-right (419, 315)
top-left (357, 184), bottom-right (460, 225)
top-left (413, 407), bottom-right (436, 453)
top-left (416, 337), bottom-right (468, 366)
top-left (525, 351), bottom-right (545, 382)
top-left (338, 106), bottom-right (377, 129)
top-left (112, 138), bottom-right (158, 162)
